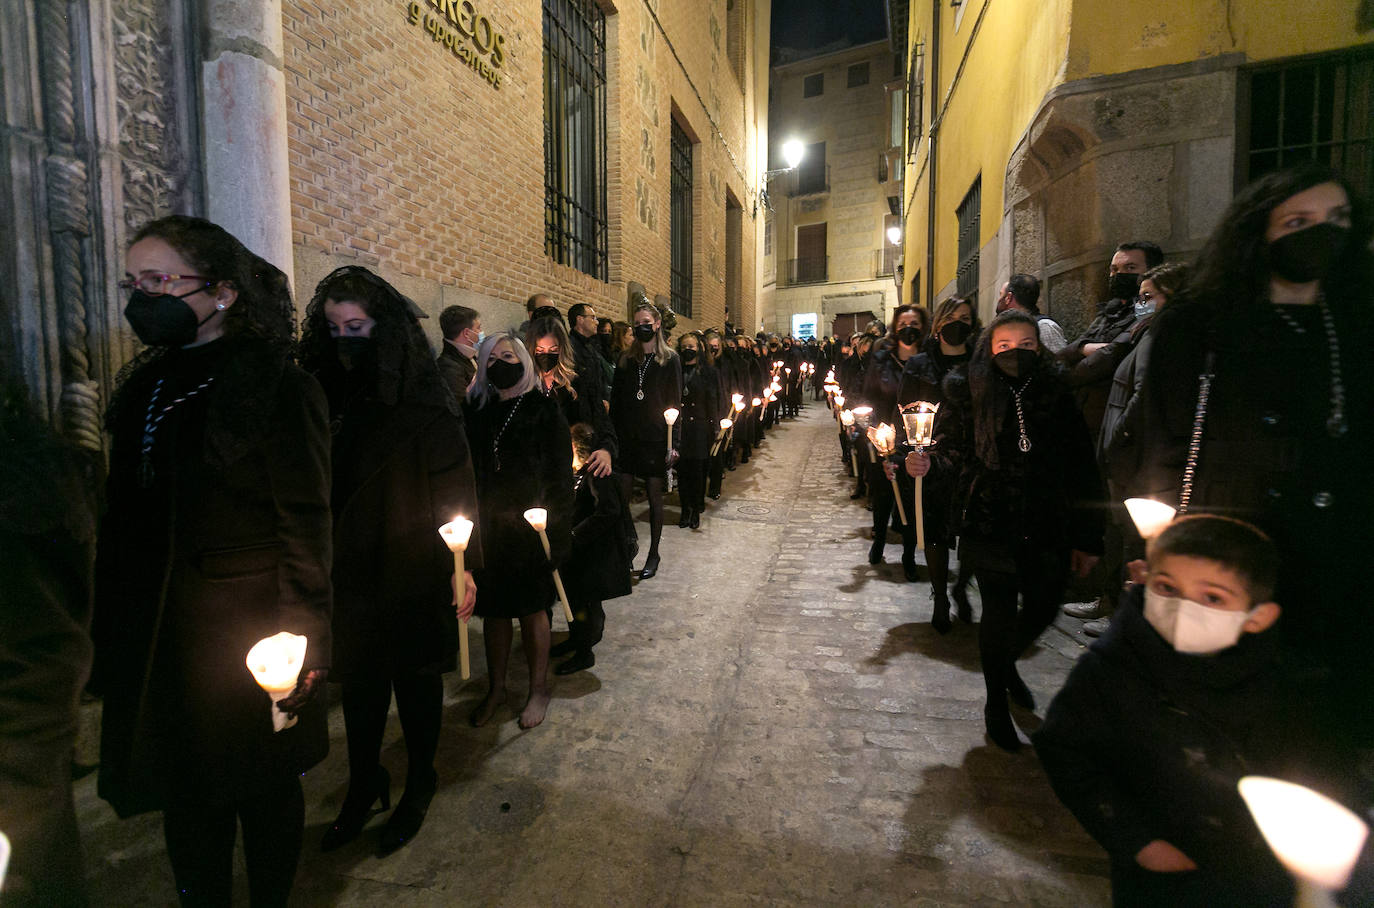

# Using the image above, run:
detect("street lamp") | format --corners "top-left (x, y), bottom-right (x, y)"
top-left (782, 139), bottom-right (804, 170)
top-left (756, 138), bottom-right (807, 216)
top-left (886, 225), bottom-right (902, 246)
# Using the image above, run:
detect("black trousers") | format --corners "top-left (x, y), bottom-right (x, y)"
top-left (972, 547), bottom-right (1069, 705)
top-left (162, 774), bottom-right (304, 908)
top-left (341, 672), bottom-right (442, 797)
top-left (568, 597), bottom-right (605, 651)
top-left (677, 456), bottom-right (708, 511)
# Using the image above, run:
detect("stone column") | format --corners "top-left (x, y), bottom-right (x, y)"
top-left (200, 0), bottom-right (293, 275)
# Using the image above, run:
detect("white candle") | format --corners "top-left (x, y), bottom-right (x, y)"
top-left (524, 508), bottom-right (574, 623)
top-left (1124, 498), bottom-right (1177, 539)
top-left (868, 423), bottom-right (906, 526)
top-left (246, 632), bottom-right (308, 732)
top-left (438, 516), bottom-right (474, 679)
top-left (1239, 776), bottom-right (1369, 897)
top-left (664, 407), bottom-right (679, 455)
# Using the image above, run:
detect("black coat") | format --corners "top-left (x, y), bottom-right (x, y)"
top-left (436, 341), bottom-right (476, 402)
top-left (896, 344), bottom-right (971, 541)
top-left (678, 361), bottom-right (723, 459)
top-left (1034, 586), bottom-right (1297, 906)
top-left (929, 364), bottom-right (1105, 571)
top-left (327, 396), bottom-right (481, 681)
top-left (860, 341), bottom-right (917, 427)
top-left (1061, 299), bottom-right (1142, 436)
top-left (563, 467), bottom-right (633, 603)
top-left (610, 351), bottom-right (683, 478)
top-left (465, 390), bottom-right (574, 618)
top-left (92, 339), bottom-right (332, 817)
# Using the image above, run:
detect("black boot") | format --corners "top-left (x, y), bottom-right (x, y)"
top-left (930, 591), bottom-right (952, 635)
top-left (678, 509), bottom-right (691, 528)
top-left (868, 539), bottom-right (884, 565)
top-left (554, 650), bottom-right (595, 675)
top-left (689, 509), bottom-right (701, 529)
top-left (952, 583), bottom-right (973, 624)
top-left (984, 703), bottom-right (1022, 752)
top-left (321, 766), bottom-right (391, 852)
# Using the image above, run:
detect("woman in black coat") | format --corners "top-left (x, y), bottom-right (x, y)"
top-left (527, 314), bottom-right (618, 477)
top-left (465, 333), bottom-right (574, 730)
top-left (859, 305), bottom-right (928, 579)
top-left (300, 267), bottom-right (480, 856)
top-left (610, 301), bottom-right (682, 580)
top-left (897, 297), bottom-right (976, 631)
top-left (93, 217), bottom-right (331, 905)
top-left (1138, 163), bottom-right (1374, 749)
top-left (552, 423), bottom-right (633, 675)
top-left (675, 332), bottom-right (722, 529)
top-left (907, 310), bottom-right (1104, 751)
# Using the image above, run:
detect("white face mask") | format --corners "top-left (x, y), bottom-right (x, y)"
top-left (1143, 587), bottom-right (1253, 655)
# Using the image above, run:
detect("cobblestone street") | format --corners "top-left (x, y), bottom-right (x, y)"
top-left (75, 401), bottom-right (1111, 906)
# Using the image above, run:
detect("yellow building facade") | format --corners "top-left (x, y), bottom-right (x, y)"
top-left (896, 0), bottom-right (1372, 333)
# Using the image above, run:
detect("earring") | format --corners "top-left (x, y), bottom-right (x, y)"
top-left (215, 303), bottom-right (226, 310)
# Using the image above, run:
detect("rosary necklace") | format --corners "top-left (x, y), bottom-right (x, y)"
top-left (635, 355), bottom-right (653, 401)
top-left (491, 395), bottom-right (523, 472)
top-left (1272, 295), bottom-right (1347, 438)
top-left (139, 376), bottom-right (215, 487)
top-left (1009, 377), bottom-right (1033, 453)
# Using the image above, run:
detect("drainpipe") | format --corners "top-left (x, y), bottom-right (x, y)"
top-left (924, 0), bottom-right (940, 309)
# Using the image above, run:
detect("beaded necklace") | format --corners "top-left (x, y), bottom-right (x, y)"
top-left (1008, 377), bottom-right (1033, 453)
top-left (491, 394), bottom-right (523, 472)
top-left (1271, 295), bottom-right (1347, 438)
top-left (139, 376), bottom-right (215, 487)
top-left (635, 354), bottom-right (654, 401)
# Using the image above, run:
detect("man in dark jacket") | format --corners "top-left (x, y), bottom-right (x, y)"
top-left (437, 305), bottom-right (480, 400)
top-left (568, 302), bottom-right (613, 401)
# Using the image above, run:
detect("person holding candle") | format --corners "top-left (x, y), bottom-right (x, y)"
top-left (905, 310), bottom-right (1104, 751)
top-left (553, 423), bottom-right (634, 675)
top-left (674, 332), bottom-right (723, 529)
top-left (526, 314), bottom-right (617, 478)
top-left (300, 266), bottom-right (480, 856)
top-left (1137, 164), bottom-right (1374, 750)
top-left (897, 297), bottom-right (977, 631)
top-left (465, 333), bottom-right (574, 729)
top-left (92, 217), bottom-right (332, 904)
top-left (860, 305), bottom-right (929, 579)
top-left (610, 301), bottom-right (683, 580)
top-left (840, 334), bottom-right (874, 499)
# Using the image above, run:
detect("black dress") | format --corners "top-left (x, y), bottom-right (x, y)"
top-left (610, 352), bottom-right (683, 479)
top-left (464, 391), bottom-right (574, 619)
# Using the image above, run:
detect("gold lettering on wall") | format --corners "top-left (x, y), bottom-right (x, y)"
top-left (406, 1), bottom-right (506, 89)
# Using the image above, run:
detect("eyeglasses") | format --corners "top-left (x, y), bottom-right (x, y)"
top-left (118, 273), bottom-right (213, 296)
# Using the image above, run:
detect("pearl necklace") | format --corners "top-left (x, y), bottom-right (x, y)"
top-left (491, 395), bottom-right (523, 472)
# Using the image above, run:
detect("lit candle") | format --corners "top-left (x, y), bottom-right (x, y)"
top-left (664, 407), bottom-right (679, 456)
top-left (840, 409), bottom-right (859, 476)
top-left (732, 394), bottom-right (744, 413)
top-left (438, 516), bottom-right (475, 680)
top-left (1124, 497), bottom-right (1178, 539)
top-left (246, 632), bottom-right (308, 732)
top-left (751, 397), bottom-right (762, 408)
top-left (711, 417), bottom-right (734, 456)
top-left (1239, 776), bottom-right (1369, 905)
top-left (868, 423), bottom-right (907, 526)
top-left (899, 402), bottom-right (940, 549)
top-left (524, 508), bottom-right (574, 623)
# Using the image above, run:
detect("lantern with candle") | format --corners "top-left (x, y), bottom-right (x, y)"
top-left (899, 402), bottom-right (939, 547)
top-left (438, 516), bottom-right (475, 679)
top-left (840, 409), bottom-right (858, 475)
top-left (246, 632), bottom-right (309, 732)
top-left (523, 508), bottom-right (574, 623)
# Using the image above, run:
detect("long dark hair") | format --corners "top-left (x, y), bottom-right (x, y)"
top-left (965, 310), bottom-right (1058, 469)
top-left (1185, 162), bottom-right (1372, 317)
top-left (299, 266), bottom-right (455, 413)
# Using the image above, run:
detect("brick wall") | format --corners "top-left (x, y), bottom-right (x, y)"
top-left (283, 0), bottom-right (762, 342)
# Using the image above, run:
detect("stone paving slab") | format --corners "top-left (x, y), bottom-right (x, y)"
top-left (74, 401), bottom-right (1109, 906)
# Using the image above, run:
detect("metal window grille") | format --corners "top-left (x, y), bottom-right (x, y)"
top-left (907, 42), bottom-right (924, 160)
top-left (670, 119), bottom-right (694, 318)
top-left (1239, 49), bottom-right (1374, 200)
top-left (955, 177), bottom-right (981, 307)
top-left (543, 0), bottom-right (608, 281)
top-left (847, 62), bottom-right (870, 88)
top-left (803, 73), bottom-right (824, 98)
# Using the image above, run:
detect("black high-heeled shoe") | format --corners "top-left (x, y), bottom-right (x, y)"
top-left (902, 553), bottom-right (918, 582)
top-left (868, 539), bottom-right (884, 565)
top-left (377, 771), bottom-right (436, 857)
top-left (952, 584), bottom-right (973, 624)
top-left (930, 592), bottom-right (952, 635)
top-left (321, 766), bottom-right (391, 852)
top-left (638, 552), bottom-right (660, 580)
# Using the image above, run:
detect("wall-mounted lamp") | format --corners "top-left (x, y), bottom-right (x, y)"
top-left (886, 225), bottom-right (902, 245)
top-left (755, 139), bottom-right (807, 216)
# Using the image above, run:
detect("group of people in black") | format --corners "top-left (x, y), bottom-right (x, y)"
top-left (4, 160), bottom-right (1372, 908)
top-left (825, 163), bottom-right (1374, 905)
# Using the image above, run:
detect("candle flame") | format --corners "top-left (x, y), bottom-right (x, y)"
top-left (751, 397), bottom-right (762, 407)
top-left (1124, 498), bottom-right (1177, 539)
top-left (1238, 776), bottom-right (1369, 890)
top-left (720, 418), bottom-right (733, 429)
top-left (438, 515), bottom-right (474, 550)
top-left (663, 407), bottom-right (680, 425)
top-left (246, 632), bottom-right (308, 692)
top-left (523, 507), bottom-right (549, 532)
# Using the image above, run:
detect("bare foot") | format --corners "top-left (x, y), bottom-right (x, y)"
top-left (469, 690), bottom-right (504, 728)
top-left (518, 689), bottom-right (551, 729)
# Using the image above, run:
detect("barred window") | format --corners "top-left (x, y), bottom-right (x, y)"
top-left (670, 118), bottom-right (694, 317)
top-left (1239, 48), bottom-right (1373, 200)
top-left (803, 73), bottom-right (824, 98)
top-left (543, 0), bottom-right (608, 280)
top-left (847, 62), bottom-right (870, 88)
top-left (955, 177), bottom-right (981, 309)
top-left (907, 42), bottom-right (924, 159)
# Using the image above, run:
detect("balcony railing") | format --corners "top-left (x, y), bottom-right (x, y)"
top-left (787, 165), bottom-right (831, 197)
top-left (783, 256), bottom-right (829, 285)
top-left (874, 246), bottom-right (901, 277)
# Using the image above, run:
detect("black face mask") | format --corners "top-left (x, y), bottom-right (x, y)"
top-left (334, 336), bottom-right (376, 373)
top-left (769, 344), bottom-right (780, 351)
top-left (534, 352), bottom-right (560, 373)
top-left (993, 348), bottom-right (1039, 379)
top-left (1107, 272), bottom-right (1142, 302)
top-left (680, 348), bottom-right (698, 363)
top-left (1269, 222), bottom-right (1350, 284)
top-left (124, 289), bottom-right (214, 347)
top-left (487, 358), bottom-right (524, 390)
top-left (708, 347), bottom-right (721, 359)
top-left (897, 325), bottom-right (921, 346)
top-left (939, 321), bottom-right (973, 346)
top-left (633, 324), bottom-right (657, 343)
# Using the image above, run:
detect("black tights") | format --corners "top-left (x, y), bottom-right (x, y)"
top-left (162, 775), bottom-right (304, 908)
top-left (925, 541), bottom-right (970, 600)
top-left (341, 673), bottom-right (442, 800)
top-left (621, 473), bottom-right (666, 557)
top-left (973, 550), bottom-right (1068, 708)
top-left (678, 457), bottom-right (708, 511)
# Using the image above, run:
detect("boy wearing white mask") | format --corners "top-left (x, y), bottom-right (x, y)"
top-left (1034, 515), bottom-right (1297, 906)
